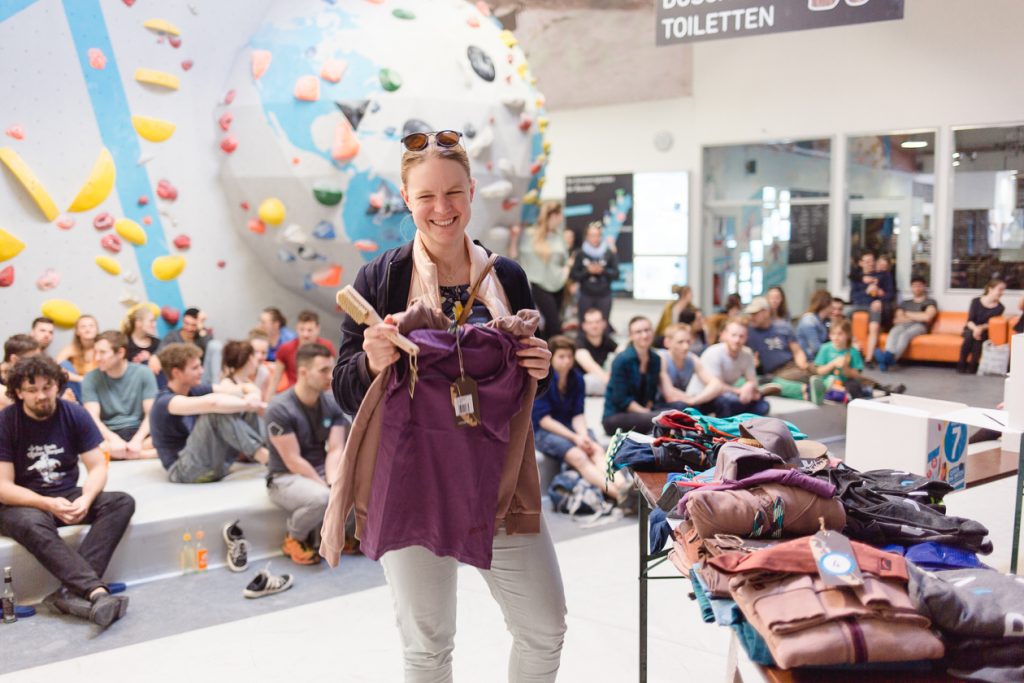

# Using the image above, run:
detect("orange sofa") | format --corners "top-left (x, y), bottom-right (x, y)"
top-left (851, 310), bottom-right (1012, 364)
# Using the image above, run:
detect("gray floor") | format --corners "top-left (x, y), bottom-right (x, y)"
top-left (0, 362), bottom-right (1009, 676)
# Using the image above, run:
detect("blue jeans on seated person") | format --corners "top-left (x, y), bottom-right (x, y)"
top-left (712, 393), bottom-right (769, 418)
top-left (167, 412), bottom-right (265, 484)
top-left (535, 428), bottom-right (598, 461)
top-left (0, 488), bottom-right (135, 598)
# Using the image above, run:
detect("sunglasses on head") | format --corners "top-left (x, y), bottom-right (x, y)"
top-left (400, 130), bottom-right (463, 152)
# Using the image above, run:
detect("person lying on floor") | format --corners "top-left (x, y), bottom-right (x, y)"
top-left (0, 356), bottom-right (134, 626)
top-left (149, 343), bottom-right (269, 484)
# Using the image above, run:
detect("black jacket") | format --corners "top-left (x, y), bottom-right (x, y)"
top-left (332, 240), bottom-right (548, 414)
top-left (569, 247), bottom-right (619, 298)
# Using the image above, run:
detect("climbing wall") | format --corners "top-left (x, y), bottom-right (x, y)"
top-left (0, 0), bottom-right (547, 340)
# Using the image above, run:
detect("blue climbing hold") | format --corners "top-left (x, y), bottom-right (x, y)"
top-left (277, 250), bottom-right (296, 263)
top-left (313, 220), bottom-right (336, 239)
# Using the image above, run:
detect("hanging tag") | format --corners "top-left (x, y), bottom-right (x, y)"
top-left (451, 376), bottom-right (481, 427)
top-left (809, 529), bottom-right (863, 587)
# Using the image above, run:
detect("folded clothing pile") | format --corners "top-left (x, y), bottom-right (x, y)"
top-left (909, 565), bottom-right (1024, 682)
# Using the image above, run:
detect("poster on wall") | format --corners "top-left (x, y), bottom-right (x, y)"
top-left (565, 174), bottom-right (634, 295)
top-left (633, 171), bottom-right (689, 255)
top-left (657, 0), bottom-right (904, 46)
top-left (789, 203), bottom-right (829, 264)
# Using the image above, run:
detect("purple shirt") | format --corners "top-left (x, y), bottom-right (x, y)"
top-left (360, 324), bottom-right (529, 569)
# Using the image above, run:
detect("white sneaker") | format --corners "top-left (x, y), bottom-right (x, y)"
top-left (243, 564), bottom-right (293, 599)
top-left (223, 520), bottom-right (250, 572)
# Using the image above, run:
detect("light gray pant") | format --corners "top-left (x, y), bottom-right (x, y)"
top-left (583, 372), bottom-right (607, 397)
top-left (379, 518), bottom-right (567, 683)
top-left (268, 473), bottom-right (329, 541)
top-left (885, 321), bottom-right (927, 360)
top-left (168, 412), bottom-right (264, 484)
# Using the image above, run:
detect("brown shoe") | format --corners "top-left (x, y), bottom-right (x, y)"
top-left (759, 383), bottom-right (783, 397)
top-left (282, 535), bottom-right (320, 565)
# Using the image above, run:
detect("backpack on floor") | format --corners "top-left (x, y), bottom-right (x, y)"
top-left (547, 470), bottom-right (613, 517)
top-left (977, 340), bottom-right (1010, 376)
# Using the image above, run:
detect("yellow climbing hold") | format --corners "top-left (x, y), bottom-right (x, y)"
top-left (95, 255), bottom-right (121, 275)
top-left (258, 198), bottom-right (286, 226)
top-left (143, 18), bottom-right (181, 36)
top-left (115, 218), bottom-right (147, 246)
top-left (499, 30), bottom-right (517, 47)
top-left (132, 115), bottom-right (176, 142)
top-left (522, 189), bottom-right (539, 205)
top-left (151, 255), bottom-right (185, 281)
top-left (41, 299), bottom-right (82, 328)
top-left (537, 116), bottom-right (549, 133)
top-left (135, 68), bottom-right (180, 90)
top-left (0, 227), bottom-right (25, 262)
top-left (68, 148), bottom-right (116, 212)
top-left (0, 147), bottom-right (59, 221)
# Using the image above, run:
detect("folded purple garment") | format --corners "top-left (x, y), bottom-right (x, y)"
top-left (675, 468), bottom-right (836, 516)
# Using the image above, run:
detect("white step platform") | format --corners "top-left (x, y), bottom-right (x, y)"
top-left (0, 460), bottom-right (288, 603)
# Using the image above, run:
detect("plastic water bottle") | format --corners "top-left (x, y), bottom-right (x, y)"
top-left (194, 530), bottom-right (208, 571)
top-left (180, 532), bottom-right (195, 574)
top-left (2, 566), bottom-right (15, 624)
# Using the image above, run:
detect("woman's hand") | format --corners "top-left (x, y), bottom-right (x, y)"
top-left (364, 315), bottom-right (400, 377)
top-left (516, 336), bottom-right (551, 380)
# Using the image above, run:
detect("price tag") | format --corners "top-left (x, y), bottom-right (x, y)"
top-left (809, 530), bottom-right (863, 587)
top-left (451, 376), bottom-right (481, 428)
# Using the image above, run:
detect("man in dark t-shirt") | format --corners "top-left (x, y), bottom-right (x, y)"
top-left (0, 356), bottom-right (134, 626)
top-left (266, 344), bottom-right (348, 564)
top-left (574, 308), bottom-right (618, 396)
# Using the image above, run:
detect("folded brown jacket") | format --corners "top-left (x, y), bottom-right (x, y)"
top-left (684, 483), bottom-right (846, 541)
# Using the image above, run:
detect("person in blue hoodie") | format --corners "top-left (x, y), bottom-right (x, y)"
top-left (849, 251), bottom-right (893, 364)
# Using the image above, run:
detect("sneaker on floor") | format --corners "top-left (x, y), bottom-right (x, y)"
top-left (873, 349), bottom-right (888, 372)
top-left (759, 382), bottom-right (783, 397)
top-left (243, 564), bottom-right (293, 599)
top-left (89, 593), bottom-right (129, 627)
top-left (282, 534), bottom-right (321, 565)
top-left (223, 520), bottom-right (250, 572)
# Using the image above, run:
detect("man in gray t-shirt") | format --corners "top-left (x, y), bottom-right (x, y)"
top-left (82, 331), bottom-right (158, 459)
top-left (877, 277), bottom-right (938, 370)
top-left (688, 320), bottom-right (770, 418)
top-left (265, 343), bottom-right (348, 564)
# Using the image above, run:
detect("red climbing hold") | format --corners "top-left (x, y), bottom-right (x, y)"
top-left (223, 89), bottom-right (236, 105)
top-left (240, 201), bottom-right (249, 211)
top-left (160, 305), bottom-right (180, 325)
top-left (248, 218), bottom-right (265, 234)
top-left (181, 59), bottom-right (193, 71)
top-left (173, 234), bottom-right (191, 250)
top-left (168, 36), bottom-right (181, 48)
top-left (138, 195), bottom-right (149, 206)
top-left (219, 112), bottom-right (233, 131)
top-left (0, 266), bottom-right (13, 287)
top-left (93, 212), bottom-right (115, 231)
top-left (216, 259), bottom-right (226, 269)
top-left (156, 179), bottom-right (178, 200)
top-left (220, 135), bottom-right (238, 153)
top-left (100, 234), bottom-right (122, 253)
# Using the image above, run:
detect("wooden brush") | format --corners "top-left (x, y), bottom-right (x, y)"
top-left (336, 285), bottom-right (419, 356)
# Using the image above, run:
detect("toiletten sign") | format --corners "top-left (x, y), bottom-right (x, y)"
top-left (656, 0), bottom-right (904, 46)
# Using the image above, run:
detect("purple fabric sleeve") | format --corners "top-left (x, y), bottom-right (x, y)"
top-left (676, 467), bottom-right (836, 516)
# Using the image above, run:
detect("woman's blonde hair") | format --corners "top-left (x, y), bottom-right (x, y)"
top-left (531, 201), bottom-right (562, 261)
top-left (400, 143), bottom-right (471, 188)
top-left (121, 305), bottom-right (153, 337)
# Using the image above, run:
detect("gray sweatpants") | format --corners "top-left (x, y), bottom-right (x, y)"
top-left (885, 321), bottom-right (928, 360)
top-left (268, 473), bottom-right (330, 541)
top-left (379, 518), bottom-right (567, 683)
top-left (168, 412), bottom-right (265, 484)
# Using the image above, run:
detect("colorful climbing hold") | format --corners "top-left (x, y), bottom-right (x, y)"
top-left (218, 112), bottom-right (233, 131)
top-left (312, 221), bottom-right (336, 240)
top-left (313, 183), bottom-right (343, 206)
top-left (518, 114), bottom-right (533, 132)
top-left (134, 68), bottom-right (180, 90)
top-left (216, 260), bottom-right (226, 269)
top-left (161, 305), bottom-right (180, 325)
top-left (294, 75), bottom-right (320, 102)
top-left (0, 227), bottom-right (25, 262)
top-left (0, 147), bottom-right (59, 221)
top-left (173, 234), bottom-right (191, 250)
top-left (312, 264), bottom-right (342, 287)
top-left (379, 68), bottom-right (402, 92)
top-left (467, 46), bottom-right (495, 82)
top-left (0, 266), bottom-right (13, 287)
top-left (220, 135), bottom-right (238, 154)
top-left (297, 245), bottom-right (319, 261)
top-left (247, 218), bottom-right (265, 234)
top-left (41, 299), bottom-right (82, 328)
top-left (466, 16), bottom-right (480, 28)
top-left (223, 89), bottom-right (236, 105)
top-left (137, 195), bottom-right (148, 206)
top-left (331, 118), bottom-right (360, 162)
top-left (240, 201), bottom-right (249, 210)
top-left (156, 179), bottom-right (178, 200)
top-left (142, 215), bottom-right (152, 225)
top-left (93, 212), bottom-right (115, 231)
top-left (123, 270), bottom-right (138, 283)
top-left (67, 148), bottom-right (116, 212)
top-left (131, 115), bottom-right (176, 142)
top-left (277, 250), bottom-right (295, 263)
top-left (282, 224), bottom-right (307, 246)
top-left (115, 218), bottom-right (147, 245)
top-left (392, 8), bottom-right (415, 19)
top-left (320, 59), bottom-right (347, 83)
top-left (36, 268), bottom-right (59, 291)
top-left (168, 36), bottom-right (182, 48)
top-left (96, 255), bottom-right (122, 276)
top-left (151, 255), bottom-right (185, 281)
top-left (181, 59), bottom-right (193, 71)
top-left (522, 189), bottom-right (539, 205)
top-left (501, 198), bottom-right (519, 212)
top-left (56, 216), bottom-right (75, 230)
top-left (336, 100), bottom-right (369, 130)
top-left (143, 18), bottom-right (180, 36)
top-left (88, 48), bottom-right (106, 69)
top-left (257, 198), bottom-right (285, 226)
top-left (251, 49), bottom-right (272, 80)
top-left (353, 239), bottom-right (379, 252)
top-left (100, 234), bottom-right (122, 253)
top-left (4, 125), bottom-right (24, 140)
top-left (538, 116), bottom-right (549, 133)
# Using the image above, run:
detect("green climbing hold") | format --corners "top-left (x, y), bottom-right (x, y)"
top-left (313, 183), bottom-right (343, 206)
top-left (379, 68), bottom-right (402, 92)
top-left (392, 8), bottom-right (415, 20)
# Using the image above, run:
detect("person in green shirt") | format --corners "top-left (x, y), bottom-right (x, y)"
top-left (811, 319), bottom-right (870, 403)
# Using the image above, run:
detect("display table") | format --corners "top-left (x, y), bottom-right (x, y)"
top-left (631, 471), bottom-right (967, 683)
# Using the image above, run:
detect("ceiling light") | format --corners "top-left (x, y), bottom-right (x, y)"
top-left (952, 152), bottom-right (961, 158)
top-left (952, 160), bottom-right (961, 167)
top-left (901, 140), bottom-right (928, 149)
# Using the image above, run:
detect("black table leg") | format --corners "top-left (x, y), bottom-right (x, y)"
top-left (639, 487), bottom-right (648, 683)
top-left (1013, 432), bottom-right (1024, 574)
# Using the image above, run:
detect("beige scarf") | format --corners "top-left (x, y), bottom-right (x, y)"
top-left (409, 231), bottom-right (511, 320)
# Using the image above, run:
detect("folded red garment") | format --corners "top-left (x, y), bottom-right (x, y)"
top-left (708, 535), bottom-right (907, 581)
